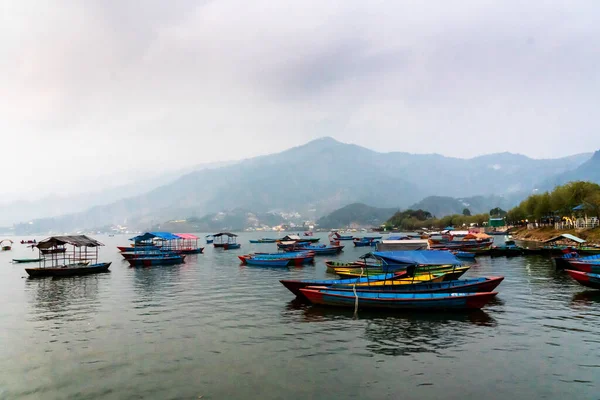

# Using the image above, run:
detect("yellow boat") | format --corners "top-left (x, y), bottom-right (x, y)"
top-left (332, 264), bottom-right (466, 278)
top-left (340, 274), bottom-right (445, 287)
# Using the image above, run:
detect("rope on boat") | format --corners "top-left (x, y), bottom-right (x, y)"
top-left (353, 265), bottom-right (364, 319)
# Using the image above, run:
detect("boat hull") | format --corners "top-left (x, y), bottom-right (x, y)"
top-left (127, 256), bottom-right (185, 267)
top-left (300, 288), bottom-right (498, 310)
top-left (566, 260), bottom-right (600, 274)
top-left (566, 269), bottom-right (600, 290)
top-left (282, 276), bottom-right (504, 299)
top-left (12, 258), bottom-right (43, 263)
top-left (25, 262), bottom-right (112, 277)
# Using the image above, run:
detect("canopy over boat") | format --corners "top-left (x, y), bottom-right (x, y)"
top-left (544, 234), bottom-right (586, 245)
top-left (36, 235), bottom-right (103, 249)
top-left (130, 232), bottom-right (181, 242)
top-left (213, 232), bottom-right (238, 238)
top-left (0, 239), bottom-right (14, 245)
top-left (370, 250), bottom-right (461, 266)
top-left (174, 233), bottom-right (199, 240)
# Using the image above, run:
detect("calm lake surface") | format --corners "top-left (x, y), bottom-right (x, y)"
top-left (1, 233), bottom-right (599, 399)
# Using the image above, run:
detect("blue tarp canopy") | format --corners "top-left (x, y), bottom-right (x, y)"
top-left (573, 204), bottom-right (585, 211)
top-left (444, 226), bottom-right (454, 231)
top-left (130, 232), bottom-right (180, 242)
top-left (371, 250), bottom-right (461, 265)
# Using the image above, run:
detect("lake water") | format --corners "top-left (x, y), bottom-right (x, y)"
top-left (0, 233), bottom-right (599, 399)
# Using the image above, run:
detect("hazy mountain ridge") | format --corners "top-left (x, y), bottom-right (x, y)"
top-left (7, 137), bottom-right (596, 233)
top-left (0, 161), bottom-right (236, 226)
top-left (408, 195), bottom-right (514, 217)
top-left (316, 203), bottom-right (399, 228)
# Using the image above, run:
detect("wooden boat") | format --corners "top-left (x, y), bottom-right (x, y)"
top-left (353, 237), bottom-right (380, 247)
top-left (333, 232), bottom-right (354, 241)
top-left (329, 263), bottom-right (467, 276)
top-left (552, 251), bottom-right (581, 269)
top-left (12, 258), bottom-right (44, 263)
top-left (244, 258), bottom-right (290, 267)
top-left (335, 266), bottom-right (469, 280)
top-left (239, 253), bottom-right (314, 266)
top-left (27, 235), bottom-right (110, 277)
top-left (249, 238), bottom-right (277, 244)
top-left (26, 262), bottom-right (111, 277)
top-left (286, 245), bottom-right (343, 255)
top-left (453, 251), bottom-right (476, 259)
top-left (127, 255), bottom-right (185, 267)
top-left (325, 260), bottom-right (374, 273)
top-left (489, 240), bottom-right (524, 257)
top-left (1, 239), bottom-right (13, 251)
top-left (332, 276), bottom-right (503, 292)
top-left (282, 276), bottom-right (503, 298)
top-left (176, 247), bottom-right (204, 254)
top-left (173, 233), bottom-right (204, 254)
top-left (565, 269), bottom-right (600, 290)
top-left (205, 235), bottom-right (214, 244)
top-left (566, 257), bottom-right (600, 274)
top-left (213, 232), bottom-right (239, 249)
top-left (300, 288), bottom-right (498, 310)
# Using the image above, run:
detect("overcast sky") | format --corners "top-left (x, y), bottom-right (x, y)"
top-left (1, 0), bottom-right (599, 200)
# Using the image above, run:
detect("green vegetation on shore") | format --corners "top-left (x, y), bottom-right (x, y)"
top-left (506, 181), bottom-right (600, 224)
top-left (384, 209), bottom-right (489, 230)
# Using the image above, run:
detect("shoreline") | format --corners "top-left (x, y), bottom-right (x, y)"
top-left (511, 226), bottom-right (600, 246)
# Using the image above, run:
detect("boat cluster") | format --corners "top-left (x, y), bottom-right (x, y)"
top-left (280, 250), bottom-right (503, 310)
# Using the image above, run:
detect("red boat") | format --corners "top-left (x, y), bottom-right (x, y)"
top-left (565, 269), bottom-right (600, 290)
top-left (566, 260), bottom-right (600, 274)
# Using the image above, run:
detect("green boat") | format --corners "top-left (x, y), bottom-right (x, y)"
top-left (12, 258), bottom-right (43, 263)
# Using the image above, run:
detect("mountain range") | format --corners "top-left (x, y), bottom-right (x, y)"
top-left (6, 137), bottom-right (599, 234)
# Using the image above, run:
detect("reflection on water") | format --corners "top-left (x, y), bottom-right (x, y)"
top-left (25, 275), bottom-right (104, 322)
top-left (284, 300), bottom-right (496, 356)
top-left (1, 233), bottom-right (600, 399)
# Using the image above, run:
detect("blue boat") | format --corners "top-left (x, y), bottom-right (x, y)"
top-left (292, 245), bottom-right (344, 255)
top-left (453, 251), bottom-right (476, 259)
top-left (301, 288), bottom-right (497, 310)
top-left (281, 276), bottom-right (504, 298)
top-left (206, 235), bottom-right (214, 244)
top-left (126, 255), bottom-right (185, 267)
top-left (244, 258), bottom-right (292, 267)
top-left (353, 238), bottom-right (380, 247)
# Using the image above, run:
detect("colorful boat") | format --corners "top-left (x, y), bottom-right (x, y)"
top-left (25, 235), bottom-right (111, 277)
top-left (566, 257), bottom-right (600, 274)
top-left (127, 255), bottom-right (185, 267)
top-left (330, 263), bottom-right (467, 277)
top-left (239, 253), bottom-right (314, 266)
top-left (565, 269), bottom-right (600, 290)
top-left (332, 232), bottom-right (354, 241)
top-left (285, 244), bottom-right (343, 255)
top-left (330, 276), bottom-right (504, 293)
top-left (12, 258), bottom-right (44, 263)
top-left (174, 233), bottom-right (204, 254)
top-left (300, 288), bottom-right (498, 310)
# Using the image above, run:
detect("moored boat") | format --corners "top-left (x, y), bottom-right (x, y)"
top-left (249, 238), bottom-right (277, 244)
top-left (565, 269), bottom-right (600, 290)
top-left (566, 257), bottom-right (600, 274)
top-left (127, 254), bottom-right (185, 267)
top-left (299, 288), bottom-right (498, 310)
top-left (26, 262), bottom-right (112, 277)
top-left (12, 258), bottom-right (44, 263)
top-left (25, 235), bottom-right (111, 278)
top-left (213, 232), bottom-right (240, 249)
top-left (1, 239), bottom-right (13, 251)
